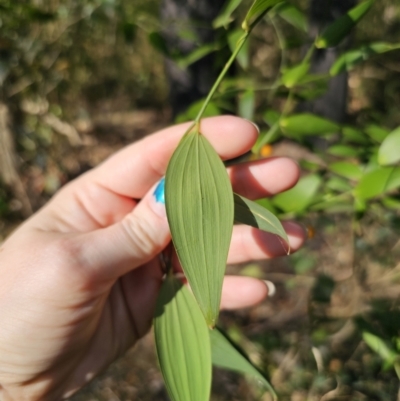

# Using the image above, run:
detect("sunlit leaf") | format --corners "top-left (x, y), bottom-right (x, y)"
top-left (165, 130), bottom-right (234, 327)
top-left (280, 113), bottom-right (340, 138)
top-left (281, 62), bottom-right (310, 88)
top-left (273, 2), bottom-right (307, 32)
top-left (330, 42), bottom-right (400, 76)
top-left (234, 193), bottom-right (288, 245)
top-left (329, 161), bottom-right (363, 180)
top-left (210, 328), bottom-right (277, 401)
top-left (154, 276), bottom-right (212, 401)
top-left (354, 167), bottom-right (396, 200)
top-left (242, 0), bottom-right (284, 32)
top-left (315, 0), bottom-right (374, 49)
top-left (386, 167), bottom-right (400, 192)
top-left (327, 144), bottom-right (360, 158)
top-left (213, 0), bottom-right (242, 28)
top-left (378, 127), bottom-right (400, 166)
top-left (363, 331), bottom-right (398, 367)
top-left (273, 174), bottom-right (321, 213)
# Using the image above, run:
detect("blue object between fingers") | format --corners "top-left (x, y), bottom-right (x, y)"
top-left (154, 177), bottom-right (165, 204)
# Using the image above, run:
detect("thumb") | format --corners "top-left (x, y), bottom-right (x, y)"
top-left (80, 178), bottom-right (170, 281)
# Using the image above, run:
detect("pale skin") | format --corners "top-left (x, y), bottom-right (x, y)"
top-left (0, 116), bottom-right (306, 401)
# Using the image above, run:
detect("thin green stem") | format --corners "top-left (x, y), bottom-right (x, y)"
top-left (194, 32), bottom-right (249, 124)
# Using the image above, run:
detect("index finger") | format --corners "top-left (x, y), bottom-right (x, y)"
top-left (86, 116), bottom-right (258, 199)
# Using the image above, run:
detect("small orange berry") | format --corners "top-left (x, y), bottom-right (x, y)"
top-left (260, 144), bottom-right (273, 157)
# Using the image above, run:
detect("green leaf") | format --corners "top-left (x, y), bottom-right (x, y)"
top-left (213, 0), bottom-right (242, 28)
top-left (386, 167), bottom-right (400, 192)
top-left (363, 331), bottom-right (398, 367)
top-left (234, 193), bottom-right (288, 245)
top-left (342, 126), bottom-right (369, 144)
top-left (177, 43), bottom-right (219, 69)
top-left (378, 127), bottom-right (400, 166)
top-left (330, 42), bottom-right (400, 76)
top-left (326, 177), bottom-right (353, 192)
top-left (228, 29), bottom-right (250, 69)
top-left (242, 0), bottom-right (284, 32)
top-left (273, 174), bottom-right (321, 213)
top-left (354, 167), bottom-right (396, 200)
top-left (315, 0), bottom-right (374, 49)
top-left (252, 122), bottom-right (281, 153)
top-left (327, 144), bottom-right (360, 158)
top-left (238, 89), bottom-right (255, 120)
top-left (175, 99), bottom-right (220, 123)
top-left (280, 113), bottom-right (340, 138)
top-left (210, 328), bottom-right (277, 401)
top-left (281, 62), bottom-right (310, 88)
top-left (365, 124), bottom-right (390, 143)
top-left (148, 32), bottom-right (170, 56)
top-left (154, 276), bottom-right (212, 401)
top-left (165, 131), bottom-right (234, 327)
top-left (329, 161), bottom-right (363, 180)
top-left (263, 109), bottom-right (280, 125)
top-left (273, 2), bottom-right (307, 32)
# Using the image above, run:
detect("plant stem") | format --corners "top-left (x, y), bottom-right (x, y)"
top-left (194, 32), bottom-right (249, 124)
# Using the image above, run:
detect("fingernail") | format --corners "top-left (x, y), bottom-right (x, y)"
top-left (264, 280), bottom-right (276, 297)
top-left (153, 177), bottom-right (165, 204)
top-left (244, 119), bottom-right (260, 134)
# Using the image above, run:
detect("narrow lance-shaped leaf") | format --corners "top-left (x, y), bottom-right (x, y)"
top-left (213, 0), bottom-right (242, 28)
top-left (363, 331), bottom-right (398, 368)
top-left (315, 0), bottom-right (374, 49)
top-left (281, 62), bottom-right (310, 88)
top-left (210, 328), bottom-right (277, 401)
top-left (242, 0), bottom-right (284, 32)
top-left (234, 193), bottom-right (289, 250)
top-left (280, 113), bottom-right (340, 138)
top-left (330, 42), bottom-right (400, 76)
top-left (273, 1), bottom-right (308, 32)
top-left (154, 276), bottom-right (212, 401)
top-left (165, 130), bottom-right (234, 327)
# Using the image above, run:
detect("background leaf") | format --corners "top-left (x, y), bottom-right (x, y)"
top-left (228, 29), bottom-right (250, 69)
top-left (165, 131), bottom-right (234, 327)
top-left (378, 127), bottom-right (400, 166)
top-left (354, 167), bottom-right (395, 200)
top-left (273, 174), bottom-right (322, 213)
top-left (273, 2), bottom-right (307, 32)
top-left (330, 42), bottom-right (400, 76)
top-left (281, 62), bottom-right (310, 88)
top-left (213, 0), bottom-right (242, 28)
top-left (329, 161), bottom-right (363, 180)
top-left (154, 276), bottom-right (212, 401)
top-left (210, 328), bottom-right (277, 401)
top-left (242, 0), bottom-right (283, 31)
top-left (363, 331), bottom-right (398, 367)
top-left (234, 193), bottom-right (288, 245)
top-left (315, 0), bottom-right (374, 48)
top-left (280, 113), bottom-right (340, 138)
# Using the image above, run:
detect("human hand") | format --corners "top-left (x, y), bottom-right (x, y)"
top-left (0, 116), bottom-right (305, 401)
